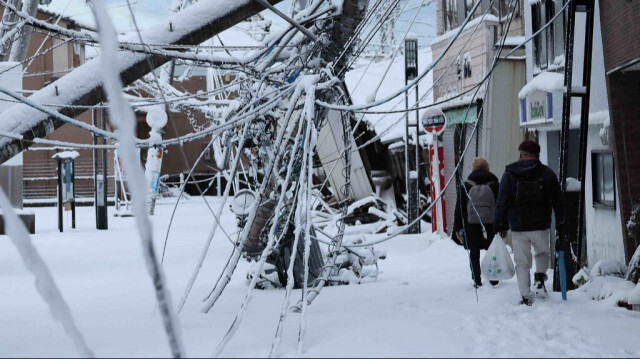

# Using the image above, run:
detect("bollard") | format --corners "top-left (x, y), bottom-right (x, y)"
top-left (96, 174), bottom-right (108, 230)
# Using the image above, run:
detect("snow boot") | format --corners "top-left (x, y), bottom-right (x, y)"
top-left (534, 273), bottom-right (548, 299)
top-left (520, 294), bottom-right (534, 306)
top-left (474, 281), bottom-right (483, 289)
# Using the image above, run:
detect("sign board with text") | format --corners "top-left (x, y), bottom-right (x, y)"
top-left (421, 108), bottom-right (447, 135)
top-left (520, 90), bottom-right (553, 126)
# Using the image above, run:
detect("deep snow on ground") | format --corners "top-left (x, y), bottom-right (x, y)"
top-left (1, 197), bottom-right (640, 357)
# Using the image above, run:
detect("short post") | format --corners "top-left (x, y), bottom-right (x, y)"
top-left (144, 106), bottom-right (167, 215)
top-left (96, 174), bottom-right (108, 229)
top-left (53, 151), bottom-right (79, 232)
top-left (114, 152), bottom-right (122, 213)
top-left (57, 159), bottom-right (62, 232)
top-left (113, 149), bottom-right (133, 217)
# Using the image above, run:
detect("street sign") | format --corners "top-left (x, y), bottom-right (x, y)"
top-left (421, 108), bottom-right (446, 135)
top-left (52, 151), bottom-right (78, 232)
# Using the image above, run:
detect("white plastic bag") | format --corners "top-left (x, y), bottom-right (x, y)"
top-left (481, 235), bottom-right (515, 280)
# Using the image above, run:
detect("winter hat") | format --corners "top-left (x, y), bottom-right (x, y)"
top-left (518, 140), bottom-right (540, 157)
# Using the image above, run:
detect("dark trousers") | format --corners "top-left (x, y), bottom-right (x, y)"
top-left (463, 223), bottom-right (495, 285)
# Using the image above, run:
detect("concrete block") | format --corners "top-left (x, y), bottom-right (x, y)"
top-left (0, 210), bottom-right (35, 234)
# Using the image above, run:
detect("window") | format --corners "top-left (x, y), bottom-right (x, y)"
top-left (551, 0), bottom-right (566, 64)
top-left (493, 0), bottom-right (513, 20)
top-left (405, 39), bottom-right (418, 80)
top-left (532, 2), bottom-right (548, 69)
top-left (531, 0), bottom-right (566, 71)
top-left (464, 0), bottom-right (476, 20)
top-left (592, 151), bottom-right (616, 209)
top-left (443, 0), bottom-right (458, 31)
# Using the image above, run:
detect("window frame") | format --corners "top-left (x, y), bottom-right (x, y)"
top-left (531, 0), bottom-right (567, 72)
top-left (531, 1), bottom-right (548, 70)
top-left (591, 150), bottom-right (616, 209)
top-left (443, 0), bottom-right (459, 31)
top-left (551, 0), bottom-right (566, 65)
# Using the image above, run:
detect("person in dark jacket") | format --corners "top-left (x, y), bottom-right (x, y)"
top-left (494, 140), bottom-right (565, 306)
top-left (453, 157), bottom-right (500, 288)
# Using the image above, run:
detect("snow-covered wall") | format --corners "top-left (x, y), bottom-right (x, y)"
top-left (571, 1), bottom-right (609, 117)
top-left (584, 124), bottom-right (626, 266)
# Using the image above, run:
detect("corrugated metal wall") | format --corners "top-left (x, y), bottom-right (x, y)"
top-left (481, 60), bottom-right (525, 180)
top-left (442, 108), bottom-right (482, 235)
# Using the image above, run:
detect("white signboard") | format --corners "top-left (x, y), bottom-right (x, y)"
top-left (421, 108), bottom-right (447, 135)
top-left (520, 90), bottom-right (553, 126)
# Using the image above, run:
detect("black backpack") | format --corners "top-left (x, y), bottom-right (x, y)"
top-left (514, 166), bottom-right (548, 227)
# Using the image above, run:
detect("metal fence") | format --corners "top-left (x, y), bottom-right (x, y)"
top-left (23, 149), bottom-right (115, 203)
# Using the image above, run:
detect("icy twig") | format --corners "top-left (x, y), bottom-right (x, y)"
top-left (89, 0), bottom-right (184, 356)
top-left (177, 123), bottom-right (251, 312)
top-left (214, 112), bottom-right (309, 357)
top-left (297, 84), bottom-right (318, 356)
top-left (267, 116), bottom-right (313, 357)
top-left (201, 79), bottom-right (307, 313)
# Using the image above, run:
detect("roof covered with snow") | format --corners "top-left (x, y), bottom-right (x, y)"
top-left (431, 14), bottom-right (499, 45)
top-left (344, 48), bottom-right (434, 144)
top-left (39, 0), bottom-right (167, 32)
top-left (518, 71), bottom-right (564, 99)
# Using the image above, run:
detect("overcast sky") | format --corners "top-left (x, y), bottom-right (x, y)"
top-left (41, 0), bottom-right (436, 47)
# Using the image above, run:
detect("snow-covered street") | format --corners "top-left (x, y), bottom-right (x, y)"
top-left (2, 198), bottom-right (639, 357)
top-left (0, 0), bottom-right (638, 356)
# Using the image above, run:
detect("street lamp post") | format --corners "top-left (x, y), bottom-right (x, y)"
top-left (404, 36), bottom-right (420, 234)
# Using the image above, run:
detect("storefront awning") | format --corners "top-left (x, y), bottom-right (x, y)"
top-left (444, 105), bottom-right (478, 127)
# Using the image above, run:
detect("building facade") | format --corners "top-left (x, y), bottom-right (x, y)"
top-left (431, 0), bottom-right (526, 233)
top-left (7, 8), bottom-right (246, 204)
top-left (597, 0), bottom-right (640, 264)
top-left (519, 0), bottom-right (625, 268)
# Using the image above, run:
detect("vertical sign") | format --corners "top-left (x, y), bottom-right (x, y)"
top-left (428, 142), bottom-right (447, 234)
top-left (62, 160), bottom-right (74, 204)
top-left (96, 175), bottom-right (105, 207)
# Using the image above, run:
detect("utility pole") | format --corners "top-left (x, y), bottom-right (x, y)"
top-left (556, 0), bottom-right (595, 296)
